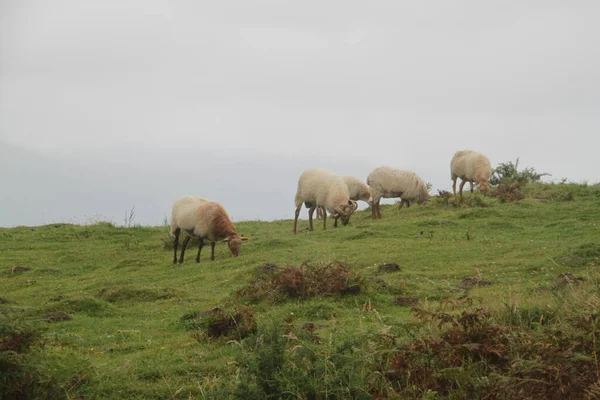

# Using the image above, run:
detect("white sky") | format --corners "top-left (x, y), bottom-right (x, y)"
top-left (1, 1), bottom-right (599, 226)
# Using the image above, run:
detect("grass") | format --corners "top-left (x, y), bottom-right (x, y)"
top-left (1, 182), bottom-right (599, 398)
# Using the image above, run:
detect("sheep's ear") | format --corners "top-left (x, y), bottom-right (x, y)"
top-left (221, 237), bottom-right (230, 243)
top-left (240, 236), bottom-right (249, 241)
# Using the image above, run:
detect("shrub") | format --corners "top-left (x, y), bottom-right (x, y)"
top-left (234, 323), bottom-right (374, 399)
top-left (236, 262), bottom-right (365, 303)
top-left (490, 158), bottom-right (550, 185)
top-left (0, 311), bottom-right (63, 399)
top-left (491, 179), bottom-right (525, 202)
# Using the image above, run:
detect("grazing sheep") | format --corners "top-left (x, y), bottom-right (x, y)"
top-left (170, 196), bottom-right (247, 264)
top-left (450, 150), bottom-right (492, 203)
top-left (293, 168), bottom-right (358, 234)
top-left (316, 176), bottom-right (372, 219)
top-left (367, 167), bottom-right (429, 219)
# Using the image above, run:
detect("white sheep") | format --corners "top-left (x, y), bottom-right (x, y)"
top-left (170, 196), bottom-right (247, 264)
top-left (316, 175), bottom-right (372, 219)
top-left (450, 150), bottom-right (492, 203)
top-left (367, 167), bottom-right (429, 219)
top-left (293, 168), bottom-right (358, 234)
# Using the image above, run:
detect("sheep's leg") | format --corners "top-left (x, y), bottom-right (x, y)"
top-left (172, 229), bottom-right (180, 264)
top-left (333, 215), bottom-right (339, 228)
top-left (452, 178), bottom-right (458, 204)
top-left (210, 241), bottom-right (215, 261)
top-left (470, 181), bottom-right (474, 193)
top-left (308, 206), bottom-right (316, 231)
top-left (376, 199), bottom-right (382, 219)
top-left (372, 196), bottom-right (381, 219)
top-left (293, 205), bottom-right (302, 234)
top-left (406, 200), bottom-right (411, 208)
top-left (316, 208), bottom-right (323, 220)
top-left (459, 180), bottom-right (467, 203)
top-left (322, 211), bottom-right (327, 230)
top-left (179, 235), bottom-right (192, 264)
top-left (195, 238), bottom-right (204, 263)
top-left (398, 199), bottom-right (405, 209)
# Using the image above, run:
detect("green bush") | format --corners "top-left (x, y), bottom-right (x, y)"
top-left (490, 158), bottom-right (550, 185)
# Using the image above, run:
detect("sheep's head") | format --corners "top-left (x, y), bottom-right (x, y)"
top-left (333, 201), bottom-right (358, 226)
top-left (418, 191), bottom-right (430, 205)
top-left (478, 181), bottom-right (491, 196)
top-left (222, 235), bottom-right (248, 257)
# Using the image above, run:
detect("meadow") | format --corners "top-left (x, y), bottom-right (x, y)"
top-left (1, 182), bottom-right (600, 399)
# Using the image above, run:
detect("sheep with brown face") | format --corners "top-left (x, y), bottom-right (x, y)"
top-left (450, 150), bottom-right (492, 203)
top-left (367, 167), bottom-right (429, 219)
top-left (170, 196), bottom-right (247, 264)
top-left (293, 168), bottom-right (358, 234)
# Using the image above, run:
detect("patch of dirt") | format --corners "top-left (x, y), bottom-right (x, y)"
top-left (49, 295), bottom-right (67, 302)
top-left (551, 273), bottom-right (584, 290)
top-left (12, 266), bottom-right (31, 273)
top-left (43, 312), bottom-right (72, 322)
top-left (393, 296), bottom-right (419, 307)
top-left (378, 263), bottom-right (401, 273)
top-left (459, 277), bottom-right (493, 290)
top-left (41, 268), bottom-right (58, 274)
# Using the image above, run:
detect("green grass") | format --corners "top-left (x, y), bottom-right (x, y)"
top-left (1, 182), bottom-right (600, 399)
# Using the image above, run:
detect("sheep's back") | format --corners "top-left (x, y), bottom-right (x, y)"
top-left (343, 176), bottom-right (370, 202)
top-left (296, 168), bottom-right (344, 205)
top-left (451, 151), bottom-right (491, 181)
top-left (171, 196), bottom-right (209, 232)
top-left (368, 167), bottom-right (428, 202)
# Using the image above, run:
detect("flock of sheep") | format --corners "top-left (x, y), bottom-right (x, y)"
top-left (170, 150), bottom-right (492, 264)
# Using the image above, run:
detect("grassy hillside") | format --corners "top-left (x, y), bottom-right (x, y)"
top-left (1, 183), bottom-right (600, 399)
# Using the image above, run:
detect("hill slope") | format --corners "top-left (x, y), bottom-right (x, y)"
top-left (1, 183), bottom-right (600, 399)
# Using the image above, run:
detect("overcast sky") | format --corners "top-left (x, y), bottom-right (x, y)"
top-left (1, 1), bottom-right (599, 227)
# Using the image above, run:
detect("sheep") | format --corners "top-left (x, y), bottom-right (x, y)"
top-left (170, 196), bottom-right (247, 264)
top-left (316, 175), bottom-right (372, 219)
top-left (367, 167), bottom-right (429, 219)
top-left (450, 150), bottom-right (492, 203)
top-left (293, 168), bottom-right (358, 234)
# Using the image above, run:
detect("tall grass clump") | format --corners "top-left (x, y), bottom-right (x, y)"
top-left (236, 261), bottom-right (365, 303)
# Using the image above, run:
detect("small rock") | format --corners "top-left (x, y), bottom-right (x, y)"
top-left (12, 266), bottom-right (31, 273)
